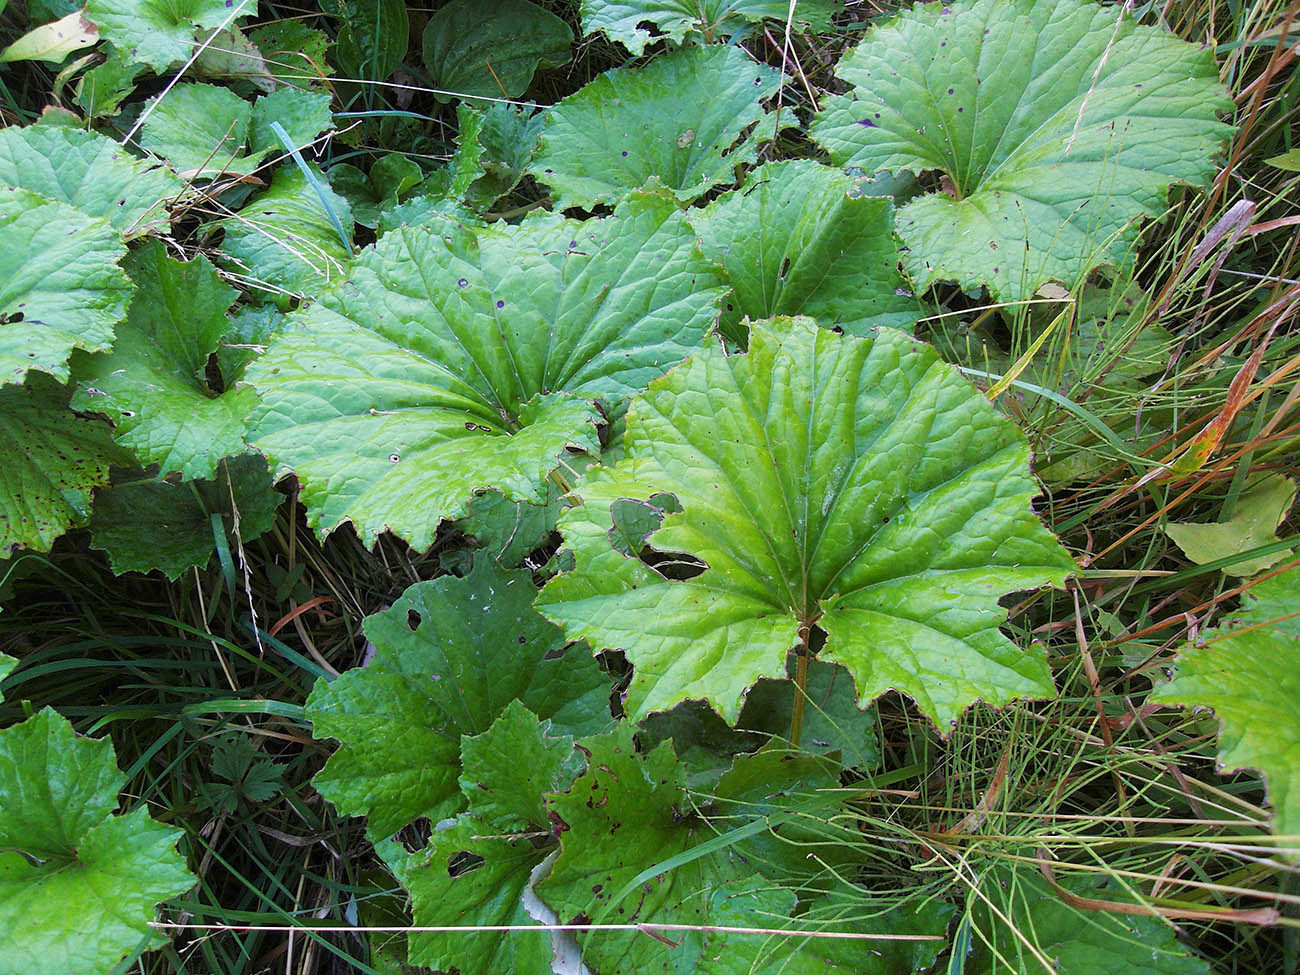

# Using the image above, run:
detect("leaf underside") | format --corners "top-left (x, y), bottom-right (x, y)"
top-left (580, 0), bottom-right (842, 55)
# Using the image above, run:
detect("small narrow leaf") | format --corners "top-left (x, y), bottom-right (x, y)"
top-left (539, 318), bottom-right (1075, 728)
top-left (0, 11), bottom-right (98, 64)
top-left (531, 45), bottom-right (781, 208)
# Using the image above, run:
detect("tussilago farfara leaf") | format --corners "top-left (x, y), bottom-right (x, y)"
top-left (0, 187), bottom-right (131, 386)
top-left (248, 191), bottom-right (724, 550)
top-left (580, 0), bottom-right (842, 55)
top-left (531, 45), bottom-right (780, 208)
top-left (539, 318), bottom-right (1075, 727)
top-left (84, 0), bottom-right (234, 71)
top-left (88, 455), bottom-right (280, 579)
top-left (421, 0), bottom-right (571, 101)
top-left (810, 0), bottom-right (1233, 301)
top-left (70, 240), bottom-right (253, 480)
top-left (0, 122), bottom-right (181, 236)
top-left (967, 866), bottom-right (1211, 975)
top-left (1153, 559), bottom-right (1300, 837)
top-left (0, 708), bottom-right (193, 975)
top-left (220, 164), bottom-right (354, 297)
top-left (689, 160), bottom-right (919, 342)
top-left (307, 559), bottom-right (611, 838)
top-left (0, 375), bottom-right (133, 557)
top-left (381, 819), bottom-right (554, 975)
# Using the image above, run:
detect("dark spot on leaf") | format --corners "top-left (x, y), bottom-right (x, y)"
top-left (496, 300), bottom-right (505, 308)
top-left (407, 609), bottom-right (421, 631)
top-left (457, 278), bottom-right (467, 287)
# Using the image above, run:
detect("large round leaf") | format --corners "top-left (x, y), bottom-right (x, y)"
top-left (247, 191), bottom-right (725, 549)
top-left (84, 0), bottom-right (235, 71)
top-left (0, 187), bottom-right (131, 386)
top-left (539, 318), bottom-right (1076, 727)
top-left (809, 0), bottom-right (1233, 301)
top-left (531, 45), bottom-right (780, 209)
top-left (0, 123), bottom-right (181, 237)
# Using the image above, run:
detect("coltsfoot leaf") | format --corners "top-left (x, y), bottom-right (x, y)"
top-left (539, 318), bottom-right (1075, 727)
top-left (531, 45), bottom-right (780, 208)
top-left (0, 122), bottom-right (181, 237)
top-left (70, 240), bottom-right (252, 480)
top-left (307, 559), bottom-right (611, 838)
top-left (0, 375), bottom-right (133, 556)
top-left (689, 159), bottom-right (919, 342)
top-left (810, 0), bottom-right (1233, 300)
top-left (1153, 558), bottom-right (1300, 836)
top-left (580, 0), bottom-right (842, 55)
top-left (0, 708), bottom-right (193, 975)
top-left (248, 191), bottom-right (724, 549)
top-left (0, 187), bottom-right (131, 386)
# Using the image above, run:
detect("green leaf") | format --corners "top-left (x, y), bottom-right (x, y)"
top-left (248, 21), bottom-right (331, 90)
top-left (248, 88), bottom-right (334, 156)
top-left (75, 45), bottom-right (145, 118)
top-left (1265, 148), bottom-right (1300, 172)
top-left (0, 376), bottom-right (131, 556)
top-left (539, 724), bottom-right (846, 973)
top-left (539, 318), bottom-right (1075, 727)
top-left (809, 0), bottom-right (1234, 301)
top-left (140, 82), bottom-right (263, 177)
top-left (89, 455), bottom-right (280, 579)
top-left (967, 866), bottom-right (1211, 974)
top-left (463, 102), bottom-right (545, 210)
top-left (324, 0), bottom-right (408, 83)
top-left (737, 659), bottom-right (880, 769)
top-left (0, 708), bottom-right (193, 975)
top-left (421, 0), bottom-right (571, 101)
top-left (307, 559), bottom-right (612, 838)
top-left (193, 27), bottom-right (277, 93)
top-left (0, 655), bottom-right (13, 686)
top-left (459, 699), bottom-right (582, 831)
top-left (69, 240), bottom-right (251, 480)
top-left (84, 0), bottom-right (236, 71)
top-left (383, 819), bottom-right (553, 975)
top-left (220, 163), bottom-right (354, 297)
top-left (0, 187), bottom-right (131, 386)
top-left (453, 485), bottom-right (563, 569)
top-left (0, 122), bottom-right (181, 237)
top-left (1165, 475), bottom-right (1296, 577)
top-left (689, 160), bottom-right (918, 342)
top-left (580, 0), bottom-right (842, 55)
top-left (532, 45), bottom-right (781, 208)
top-left (1153, 559), bottom-right (1300, 837)
top-left (329, 153), bottom-right (424, 229)
top-left (247, 191), bottom-right (724, 550)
